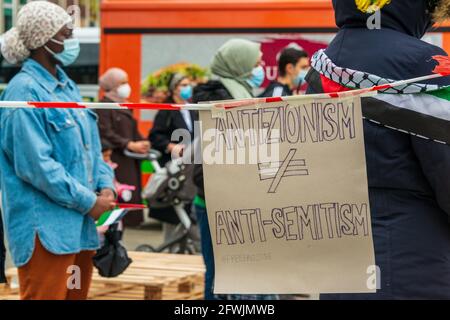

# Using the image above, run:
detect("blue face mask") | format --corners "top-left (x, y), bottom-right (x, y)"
top-left (294, 69), bottom-right (309, 87)
top-left (180, 85), bottom-right (193, 101)
top-left (45, 38), bottom-right (80, 66)
top-left (246, 66), bottom-right (265, 88)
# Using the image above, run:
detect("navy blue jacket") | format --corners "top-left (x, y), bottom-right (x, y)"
top-left (307, 0), bottom-right (450, 299)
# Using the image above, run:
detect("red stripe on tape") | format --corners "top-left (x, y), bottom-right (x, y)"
top-left (29, 102), bottom-right (85, 108)
top-left (265, 97), bottom-right (284, 103)
top-left (372, 84), bottom-right (391, 91)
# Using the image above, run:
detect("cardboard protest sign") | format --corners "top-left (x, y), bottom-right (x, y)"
top-left (200, 95), bottom-right (376, 294)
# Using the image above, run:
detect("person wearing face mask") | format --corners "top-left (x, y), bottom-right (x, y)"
top-left (205, 39), bottom-right (265, 100)
top-left (192, 39), bottom-right (278, 301)
top-left (0, 1), bottom-right (115, 300)
top-left (259, 46), bottom-right (310, 98)
top-left (96, 68), bottom-right (150, 227)
top-left (149, 73), bottom-right (198, 242)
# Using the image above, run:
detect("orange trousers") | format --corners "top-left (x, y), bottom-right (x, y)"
top-left (18, 237), bottom-right (95, 300)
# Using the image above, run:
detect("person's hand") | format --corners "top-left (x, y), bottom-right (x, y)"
top-left (167, 143), bottom-right (185, 158)
top-left (100, 188), bottom-right (116, 201)
top-left (127, 140), bottom-right (151, 154)
top-left (89, 195), bottom-right (116, 221)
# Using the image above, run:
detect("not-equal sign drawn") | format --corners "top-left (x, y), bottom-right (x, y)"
top-left (258, 148), bottom-right (309, 193)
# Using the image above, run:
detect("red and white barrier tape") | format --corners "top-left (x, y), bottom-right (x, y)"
top-left (0, 73), bottom-right (445, 110)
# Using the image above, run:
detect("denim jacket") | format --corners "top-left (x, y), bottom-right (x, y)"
top-left (0, 59), bottom-right (114, 267)
top-left (0, 210), bottom-right (6, 283)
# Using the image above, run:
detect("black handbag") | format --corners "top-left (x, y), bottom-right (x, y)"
top-left (93, 223), bottom-right (132, 278)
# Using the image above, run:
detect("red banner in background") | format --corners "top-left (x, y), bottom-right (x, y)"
top-left (259, 36), bottom-right (328, 89)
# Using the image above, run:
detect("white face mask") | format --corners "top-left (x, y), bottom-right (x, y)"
top-left (117, 83), bottom-right (131, 99)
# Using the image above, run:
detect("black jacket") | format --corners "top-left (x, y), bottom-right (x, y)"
top-left (1, 210), bottom-right (6, 283)
top-left (258, 81), bottom-right (292, 98)
top-left (192, 81), bottom-right (233, 199)
top-left (148, 99), bottom-right (198, 166)
top-left (310, 0), bottom-right (450, 299)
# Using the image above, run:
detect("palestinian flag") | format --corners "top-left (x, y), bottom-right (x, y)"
top-left (363, 88), bottom-right (450, 144)
top-left (96, 208), bottom-right (127, 227)
top-left (311, 50), bottom-right (450, 145)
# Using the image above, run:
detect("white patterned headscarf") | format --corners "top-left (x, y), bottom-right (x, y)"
top-left (0, 1), bottom-right (72, 64)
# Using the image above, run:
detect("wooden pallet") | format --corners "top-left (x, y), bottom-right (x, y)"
top-left (88, 252), bottom-right (205, 300)
top-left (1, 252), bottom-right (205, 300)
top-left (0, 277), bottom-right (19, 300)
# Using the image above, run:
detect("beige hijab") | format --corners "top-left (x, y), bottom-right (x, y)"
top-left (210, 39), bottom-right (262, 99)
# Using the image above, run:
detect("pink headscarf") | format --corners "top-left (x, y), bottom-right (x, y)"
top-left (99, 68), bottom-right (129, 102)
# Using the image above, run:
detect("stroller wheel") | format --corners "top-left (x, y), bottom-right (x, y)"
top-left (135, 244), bottom-right (155, 252)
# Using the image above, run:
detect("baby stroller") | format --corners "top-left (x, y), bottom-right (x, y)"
top-left (124, 139), bottom-right (199, 254)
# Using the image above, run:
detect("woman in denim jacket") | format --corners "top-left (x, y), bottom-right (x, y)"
top-left (0, 1), bottom-right (115, 300)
